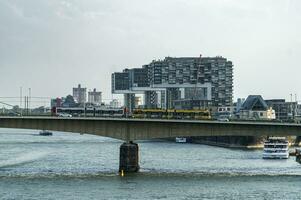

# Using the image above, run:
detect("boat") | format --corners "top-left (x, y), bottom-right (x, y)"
top-left (39, 130), bottom-right (53, 136)
top-left (262, 137), bottom-right (289, 159)
top-left (176, 137), bottom-right (187, 143)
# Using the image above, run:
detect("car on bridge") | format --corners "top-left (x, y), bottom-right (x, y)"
top-left (217, 117), bottom-right (229, 122)
top-left (57, 113), bottom-right (72, 117)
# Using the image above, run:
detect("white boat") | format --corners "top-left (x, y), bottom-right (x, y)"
top-left (176, 137), bottom-right (187, 143)
top-left (262, 137), bottom-right (289, 159)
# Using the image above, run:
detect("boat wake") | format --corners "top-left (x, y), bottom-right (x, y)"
top-left (0, 151), bottom-right (49, 169)
top-left (139, 168), bottom-right (301, 177)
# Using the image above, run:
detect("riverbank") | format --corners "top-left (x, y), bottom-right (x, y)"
top-left (188, 136), bottom-right (300, 149)
top-left (191, 139), bottom-right (263, 149)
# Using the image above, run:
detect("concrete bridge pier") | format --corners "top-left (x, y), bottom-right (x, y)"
top-left (119, 141), bottom-right (140, 173)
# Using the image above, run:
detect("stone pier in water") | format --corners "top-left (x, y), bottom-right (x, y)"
top-left (119, 141), bottom-right (140, 173)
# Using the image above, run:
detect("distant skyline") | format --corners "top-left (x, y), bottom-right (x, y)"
top-left (1, 0), bottom-right (301, 106)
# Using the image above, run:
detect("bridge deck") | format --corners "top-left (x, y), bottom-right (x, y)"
top-left (0, 117), bottom-right (300, 141)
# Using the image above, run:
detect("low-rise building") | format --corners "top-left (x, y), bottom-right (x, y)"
top-left (109, 99), bottom-right (121, 108)
top-left (239, 95), bottom-right (275, 120)
top-left (265, 99), bottom-right (297, 121)
top-left (61, 95), bottom-right (77, 108)
top-left (295, 104), bottom-right (301, 122)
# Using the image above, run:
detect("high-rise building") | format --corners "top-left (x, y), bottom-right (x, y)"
top-left (73, 84), bottom-right (87, 104)
top-left (88, 88), bottom-right (102, 105)
top-left (112, 55), bottom-right (233, 111)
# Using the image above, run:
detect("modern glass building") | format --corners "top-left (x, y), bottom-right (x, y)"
top-left (112, 55), bottom-right (233, 111)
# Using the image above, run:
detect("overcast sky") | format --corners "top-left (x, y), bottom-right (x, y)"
top-left (0, 0), bottom-right (300, 106)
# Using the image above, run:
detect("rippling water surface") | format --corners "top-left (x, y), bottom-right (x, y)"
top-left (0, 128), bottom-right (300, 199)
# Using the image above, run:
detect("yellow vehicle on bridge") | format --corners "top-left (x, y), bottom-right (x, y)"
top-left (132, 109), bottom-right (167, 119)
top-left (132, 109), bottom-right (211, 120)
top-left (171, 109), bottom-right (211, 120)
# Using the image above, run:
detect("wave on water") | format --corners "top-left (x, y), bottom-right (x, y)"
top-left (0, 171), bottom-right (120, 179)
top-left (0, 151), bottom-right (49, 169)
top-left (1, 168), bottom-right (301, 180)
top-left (139, 168), bottom-right (301, 178)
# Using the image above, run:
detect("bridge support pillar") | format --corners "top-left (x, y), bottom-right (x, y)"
top-left (119, 141), bottom-right (139, 173)
top-left (294, 136), bottom-right (301, 146)
top-left (296, 149), bottom-right (301, 164)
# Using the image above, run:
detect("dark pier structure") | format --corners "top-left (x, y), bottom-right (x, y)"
top-left (119, 142), bottom-right (140, 173)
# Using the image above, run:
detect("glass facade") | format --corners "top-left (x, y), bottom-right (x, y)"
top-left (112, 55), bottom-right (233, 108)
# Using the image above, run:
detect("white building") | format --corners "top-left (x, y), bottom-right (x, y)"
top-left (109, 99), bottom-right (121, 108)
top-left (88, 88), bottom-right (102, 105)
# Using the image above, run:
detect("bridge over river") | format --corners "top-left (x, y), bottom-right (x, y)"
top-left (1, 116), bottom-right (301, 172)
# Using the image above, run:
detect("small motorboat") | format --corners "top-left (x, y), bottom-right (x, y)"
top-left (39, 130), bottom-right (53, 136)
top-left (176, 137), bottom-right (187, 143)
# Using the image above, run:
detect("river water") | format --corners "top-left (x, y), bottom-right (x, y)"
top-left (0, 128), bottom-right (300, 200)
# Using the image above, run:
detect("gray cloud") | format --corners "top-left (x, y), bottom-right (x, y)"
top-left (0, 0), bottom-right (300, 106)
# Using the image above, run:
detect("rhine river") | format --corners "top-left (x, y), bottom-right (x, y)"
top-left (0, 128), bottom-right (301, 200)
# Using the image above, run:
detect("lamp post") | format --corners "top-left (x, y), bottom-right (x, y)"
top-left (29, 88), bottom-right (31, 115)
top-left (20, 87), bottom-right (23, 116)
